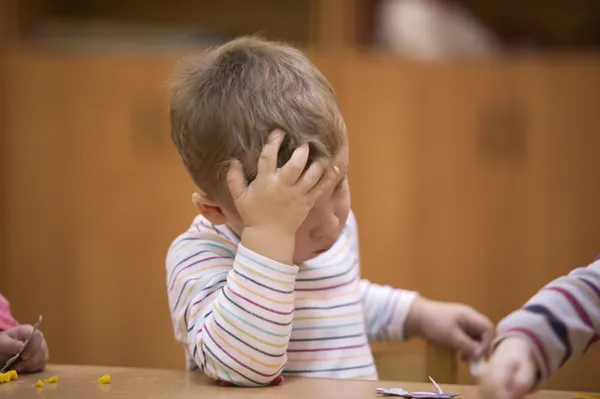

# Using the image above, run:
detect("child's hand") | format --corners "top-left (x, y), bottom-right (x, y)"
top-left (478, 337), bottom-right (537, 399)
top-left (0, 329), bottom-right (23, 365)
top-left (228, 129), bottom-right (338, 235)
top-left (407, 297), bottom-right (493, 360)
top-left (0, 325), bottom-right (49, 373)
top-left (228, 130), bottom-right (338, 263)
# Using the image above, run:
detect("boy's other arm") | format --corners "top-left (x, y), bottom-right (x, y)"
top-left (167, 235), bottom-right (298, 387)
top-left (349, 211), bottom-right (492, 358)
top-left (494, 258), bottom-right (600, 386)
top-left (345, 211), bottom-right (419, 341)
top-left (359, 280), bottom-right (419, 341)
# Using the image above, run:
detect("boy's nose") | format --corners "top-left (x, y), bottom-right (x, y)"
top-left (312, 213), bottom-right (340, 241)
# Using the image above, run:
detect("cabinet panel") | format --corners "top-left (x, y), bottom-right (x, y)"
top-left (3, 51), bottom-right (196, 368)
top-left (339, 55), bottom-right (600, 390)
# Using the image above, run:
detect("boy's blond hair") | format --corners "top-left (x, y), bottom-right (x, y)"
top-left (169, 36), bottom-right (346, 208)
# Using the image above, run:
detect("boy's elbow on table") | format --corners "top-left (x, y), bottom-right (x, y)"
top-left (189, 329), bottom-right (288, 387)
top-left (199, 350), bottom-right (286, 387)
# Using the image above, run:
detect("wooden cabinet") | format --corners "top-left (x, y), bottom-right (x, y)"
top-left (0, 49), bottom-right (343, 370)
top-left (2, 50), bottom-right (197, 368)
top-left (337, 54), bottom-right (600, 389)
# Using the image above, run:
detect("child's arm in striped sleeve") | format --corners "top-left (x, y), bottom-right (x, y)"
top-left (166, 232), bottom-right (298, 387)
top-left (345, 211), bottom-right (419, 341)
top-left (495, 258), bottom-right (600, 386)
top-left (480, 258), bottom-right (600, 399)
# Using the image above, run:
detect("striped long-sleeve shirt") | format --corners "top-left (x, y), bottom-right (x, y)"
top-left (165, 210), bottom-right (418, 386)
top-left (493, 257), bottom-right (600, 389)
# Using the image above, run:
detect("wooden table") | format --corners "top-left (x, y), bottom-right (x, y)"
top-left (0, 364), bottom-right (583, 399)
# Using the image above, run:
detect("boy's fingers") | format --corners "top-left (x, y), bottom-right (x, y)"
top-left (309, 165), bottom-right (339, 199)
top-left (227, 160), bottom-right (247, 199)
top-left (462, 309), bottom-right (494, 336)
top-left (299, 160), bottom-right (325, 192)
top-left (279, 144), bottom-right (310, 185)
top-left (452, 329), bottom-right (479, 360)
top-left (460, 311), bottom-right (494, 359)
top-left (257, 130), bottom-right (285, 177)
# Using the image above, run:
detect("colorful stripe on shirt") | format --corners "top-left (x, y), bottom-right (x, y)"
top-left (494, 258), bottom-right (600, 390)
top-left (166, 210), bottom-right (418, 386)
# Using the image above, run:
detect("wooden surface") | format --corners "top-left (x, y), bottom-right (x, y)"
top-left (0, 364), bottom-right (587, 399)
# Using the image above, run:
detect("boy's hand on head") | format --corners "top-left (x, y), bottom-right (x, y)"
top-left (478, 337), bottom-right (537, 399)
top-left (0, 325), bottom-right (49, 373)
top-left (228, 130), bottom-right (339, 264)
top-left (406, 298), bottom-right (494, 361)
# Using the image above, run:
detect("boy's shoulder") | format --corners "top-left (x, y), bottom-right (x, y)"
top-left (166, 215), bottom-right (240, 269)
top-left (166, 210), bottom-right (360, 270)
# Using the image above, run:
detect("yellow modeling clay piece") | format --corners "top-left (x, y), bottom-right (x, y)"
top-left (44, 375), bottom-right (58, 383)
top-left (0, 373), bottom-right (8, 383)
top-left (6, 370), bottom-right (18, 381)
top-left (35, 380), bottom-right (44, 387)
top-left (98, 375), bottom-right (110, 384)
top-left (573, 394), bottom-right (600, 399)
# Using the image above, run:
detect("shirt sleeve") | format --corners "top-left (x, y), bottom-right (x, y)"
top-left (493, 257), bottom-right (600, 390)
top-left (0, 293), bottom-right (19, 331)
top-left (166, 228), bottom-right (298, 386)
top-left (346, 211), bottom-right (419, 341)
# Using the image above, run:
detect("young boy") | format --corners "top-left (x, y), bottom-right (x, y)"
top-left (0, 293), bottom-right (49, 373)
top-left (479, 257), bottom-right (600, 399)
top-left (166, 36), bottom-right (493, 386)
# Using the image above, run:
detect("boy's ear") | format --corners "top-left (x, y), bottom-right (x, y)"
top-left (191, 192), bottom-right (228, 225)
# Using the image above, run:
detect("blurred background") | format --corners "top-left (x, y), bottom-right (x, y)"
top-left (1, 0), bottom-right (599, 392)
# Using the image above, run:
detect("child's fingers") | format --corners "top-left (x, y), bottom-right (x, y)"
top-left (460, 310), bottom-right (494, 359)
top-left (480, 362), bottom-right (515, 399)
top-left (0, 333), bottom-right (23, 357)
top-left (511, 359), bottom-right (536, 396)
top-left (5, 325), bottom-right (32, 341)
top-left (226, 160), bottom-right (247, 200)
top-left (279, 144), bottom-right (310, 185)
top-left (16, 344), bottom-right (46, 373)
top-left (451, 328), bottom-right (480, 361)
top-left (476, 327), bottom-right (494, 358)
top-left (20, 330), bottom-right (43, 363)
top-left (298, 160), bottom-right (325, 192)
top-left (308, 165), bottom-right (339, 199)
top-left (257, 130), bottom-right (285, 177)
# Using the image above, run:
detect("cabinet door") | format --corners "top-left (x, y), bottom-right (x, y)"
top-left (338, 54), bottom-right (600, 390)
top-left (3, 50), bottom-right (196, 368)
top-left (1, 49), bottom-right (356, 370)
top-left (506, 60), bottom-right (600, 391)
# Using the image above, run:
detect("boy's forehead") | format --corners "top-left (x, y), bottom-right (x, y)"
top-left (332, 142), bottom-right (350, 173)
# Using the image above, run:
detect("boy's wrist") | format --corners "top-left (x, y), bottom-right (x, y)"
top-left (241, 226), bottom-right (296, 265)
top-left (404, 296), bottom-right (429, 339)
